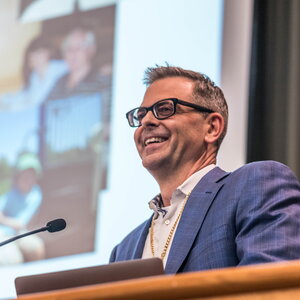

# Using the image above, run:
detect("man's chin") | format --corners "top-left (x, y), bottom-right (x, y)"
top-left (140, 144), bottom-right (172, 171)
top-left (142, 156), bottom-right (165, 171)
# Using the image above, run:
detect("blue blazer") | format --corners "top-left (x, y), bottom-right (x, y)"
top-left (110, 161), bottom-right (300, 274)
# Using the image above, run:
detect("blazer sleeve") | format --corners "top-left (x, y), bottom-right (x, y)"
top-left (235, 161), bottom-right (300, 265)
top-left (109, 245), bottom-right (118, 263)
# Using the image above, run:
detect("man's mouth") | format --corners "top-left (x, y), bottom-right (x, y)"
top-left (144, 137), bottom-right (168, 146)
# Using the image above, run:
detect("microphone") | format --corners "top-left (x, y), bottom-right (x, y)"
top-left (46, 219), bottom-right (66, 233)
top-left (0, 218), bottom-right (66, 247)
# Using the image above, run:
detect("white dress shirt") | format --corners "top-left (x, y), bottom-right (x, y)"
top-left (142, 164), bottom-right (216, 266)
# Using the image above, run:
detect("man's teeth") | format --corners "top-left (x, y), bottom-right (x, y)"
top-left (145, 137), bottom-right (167, 146)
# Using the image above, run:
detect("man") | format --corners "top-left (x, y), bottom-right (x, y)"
top-left (47, 28), bottom-right (100, 99)
top-left (110, 65), bottom-right (300, 274)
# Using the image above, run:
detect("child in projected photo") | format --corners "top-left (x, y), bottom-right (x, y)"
top-left (0, 35), bottom-right (68, 111)
top-left (0, 153), bottom-right (45, 265)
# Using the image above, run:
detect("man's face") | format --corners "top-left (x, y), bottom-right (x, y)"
top-left (63, 32), bottom-right (94, 72)
top-left (134, 77), bottom-right (209, 174)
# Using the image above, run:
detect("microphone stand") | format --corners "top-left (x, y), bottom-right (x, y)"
top-left (0, 219), bottom-right (66, 247)
top-left (0, 226), bottom-right (48, 247)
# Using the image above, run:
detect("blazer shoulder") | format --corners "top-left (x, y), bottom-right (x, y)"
top-left (227, 160), bottom-right (300, 192)
top-left (233, 160), bottom-right (296, 175)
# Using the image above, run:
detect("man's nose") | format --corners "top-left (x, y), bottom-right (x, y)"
top-left (140, 110), bottom-right (159, 127)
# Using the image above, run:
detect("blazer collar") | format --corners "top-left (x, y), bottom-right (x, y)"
top-left (164, 166), bottom-right (229, 274)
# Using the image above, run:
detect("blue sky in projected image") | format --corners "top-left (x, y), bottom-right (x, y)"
top-left (0, 107), bottom-right (39, 165)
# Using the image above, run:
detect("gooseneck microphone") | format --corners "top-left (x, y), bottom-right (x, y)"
top-left (0, 218), bottom-right (66, 247)
top-left (46, 219), bottom-right (66, 233)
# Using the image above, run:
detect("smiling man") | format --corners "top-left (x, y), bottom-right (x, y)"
top-left (110, 65), bottom-right (300, 273)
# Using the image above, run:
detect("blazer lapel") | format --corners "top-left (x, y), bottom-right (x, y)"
top-left (164, 167), bottom-right (229, 274)
top-left (132, 217), bottom-right (152, 259)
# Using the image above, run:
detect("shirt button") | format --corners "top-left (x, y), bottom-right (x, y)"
top-left (164, 219), bottom-right (170, 225)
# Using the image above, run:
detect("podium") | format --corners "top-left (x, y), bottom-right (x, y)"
top-left (17, 259), bottom-right (300, 299)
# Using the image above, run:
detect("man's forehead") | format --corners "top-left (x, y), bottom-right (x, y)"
top-left (141, 77), bottom-right (195, 105)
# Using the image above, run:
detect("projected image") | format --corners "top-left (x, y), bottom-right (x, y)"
top-left (0, 0), bottom-right (115, 265)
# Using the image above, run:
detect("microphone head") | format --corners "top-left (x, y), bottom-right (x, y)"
top-left (46, 219), bottom-right (66, 233)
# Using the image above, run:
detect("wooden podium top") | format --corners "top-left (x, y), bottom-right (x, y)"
top-left (17, 259), bottom-right (300, 300)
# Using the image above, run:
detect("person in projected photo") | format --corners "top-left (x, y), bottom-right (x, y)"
top-left (47, 28), bottom-right (103, 100)
top-left (0, 153), bottom-right (45, 265)
top-left (45, 27), bottom-right (111, 190)
top-left (0, 36), bottom-right (68, 111)
top-left (110, 65), bottom-right (300, 273)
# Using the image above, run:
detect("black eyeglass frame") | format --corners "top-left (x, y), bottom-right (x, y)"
top-left (126, 98), bottom-right (215, 127)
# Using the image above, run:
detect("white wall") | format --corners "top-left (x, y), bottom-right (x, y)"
top-left (218, 0), bottom-right (253, 171)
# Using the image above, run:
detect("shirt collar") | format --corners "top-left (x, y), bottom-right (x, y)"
top-left (148, 194), bottom-right (167, 217)
top-left (177, 164), bottom-right (216, 195)
top-left (148, 164), bottom-right (216, 217)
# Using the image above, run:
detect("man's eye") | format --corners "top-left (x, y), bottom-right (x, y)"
top-left (156, 105), bottom-right (173, 115)
top-left (136, 110), bottom-right (146, 121)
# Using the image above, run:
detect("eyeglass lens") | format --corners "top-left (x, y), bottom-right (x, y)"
top-left (131, 99), bottom-right (175, 126)
top-left (154, 100), bottom-right (174, 118)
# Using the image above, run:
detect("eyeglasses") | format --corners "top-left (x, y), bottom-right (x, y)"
top-left (126, 98), bottom-right (214, 127)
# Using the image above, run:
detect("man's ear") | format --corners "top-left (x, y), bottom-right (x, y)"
top-left (204, 113), bottom-right (225, 144)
